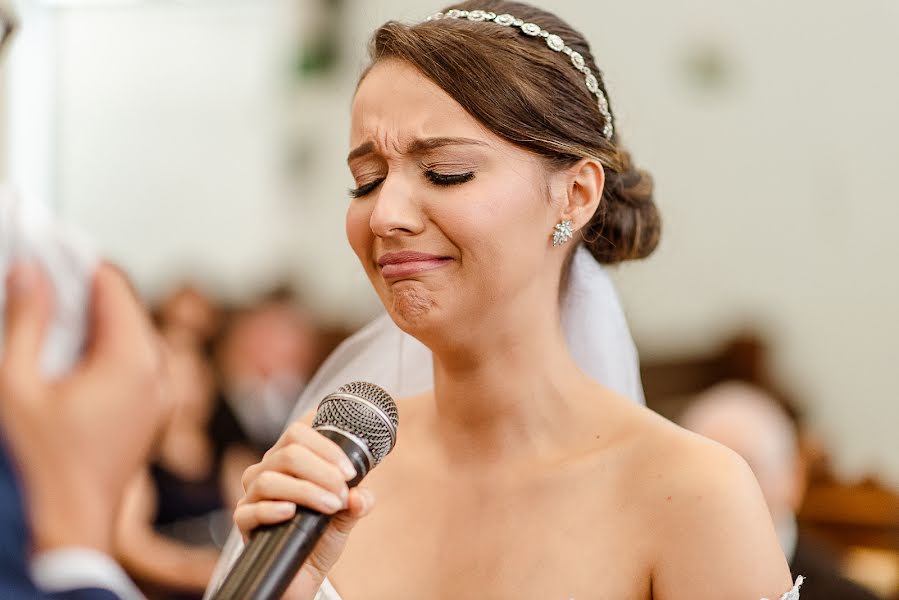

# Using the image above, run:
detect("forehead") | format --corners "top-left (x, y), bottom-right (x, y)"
top-left (350, 59), bottom-right (492, 152)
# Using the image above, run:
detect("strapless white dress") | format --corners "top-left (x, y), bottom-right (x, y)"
top-left (314, 575), bottom-right (805, 599)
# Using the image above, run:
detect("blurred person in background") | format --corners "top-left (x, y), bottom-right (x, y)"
top-left (0, 262), bottom-right (171, 599)
top-left (112, 284), bottom-right (322, 597)
top-left (113, 284), bottom-right (301, 598)
top-left (680, 381), bottom-right (881, 600)
top-left (114, 337), bottom-right (224, 600)
top-left (154, 285), bottom-right (221, 353)
top-left (212, 287), bottom-right (320, 453)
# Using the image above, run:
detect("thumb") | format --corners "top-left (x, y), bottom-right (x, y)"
top-left (306, 487), bottom-right (375, 575)
top-left (0, 262), bottom-right (52, 383)
top-left (331, 487), bottom-right (376, 535)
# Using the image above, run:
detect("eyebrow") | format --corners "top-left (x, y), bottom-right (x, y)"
top-left (346, 136), bottom-right (489, 163)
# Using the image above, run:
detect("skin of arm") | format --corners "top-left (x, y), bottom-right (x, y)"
top-left (649, 433), bottom-right (794, 600)
top-left (114, 471), bottom-right (220, 591)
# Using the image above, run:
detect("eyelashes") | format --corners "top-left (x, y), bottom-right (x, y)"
top-left (424, 170), bottom-right (475, 186)
top-left (348, 170), bottom-right (476, 198)
top-left (348, 178), bottom-right (384, 199)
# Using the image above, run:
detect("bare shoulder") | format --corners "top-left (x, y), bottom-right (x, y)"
top-left (624, 404), bottom-right (760, 502)
top-left (607, 400), bottom-right (793, 599)
top-left (613, 401), bottom-right (772, 539)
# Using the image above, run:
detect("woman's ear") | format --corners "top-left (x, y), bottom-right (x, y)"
top-left (558, 158), bottom-right (604, 230)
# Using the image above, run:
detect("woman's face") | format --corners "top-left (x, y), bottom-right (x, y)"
top-left (346, 59), bottom-right (564, 341)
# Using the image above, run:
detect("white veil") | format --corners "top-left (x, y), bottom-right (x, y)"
top-left (205, 245), bottom-right (644, 596)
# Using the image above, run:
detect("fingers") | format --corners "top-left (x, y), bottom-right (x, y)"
top-left (74, 264), bottom-right (169, 422)
top-left (320, 488), bottom-right (375, 539)
top-left (0, 262), bottom-right (52, 393)
top-left (80, 263), bottom-right (161, 376)
top-left (234, 500), bottom-right (297, 535)
top-left (244, 471), bottom-right (348, 515)
top-left (269, 444), bottom-right (351, 498)
top-left (233, 487), bottom-right (375, 540)
top-left (272, 422), bottom-right (358, 480)
top-left (344, 488), bottom-right (376, 520)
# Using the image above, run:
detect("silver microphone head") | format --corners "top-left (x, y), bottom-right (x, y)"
top-left (311, 381), bottom-right (398, 467)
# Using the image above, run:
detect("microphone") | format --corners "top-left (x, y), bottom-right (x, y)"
top-left (211, 381), bottom-right (399, 600)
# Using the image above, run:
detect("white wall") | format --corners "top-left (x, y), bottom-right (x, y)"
top-left (5, 0), bottom-right (897, 485)
top-left (597, 0), bottom-right (899, 487)
top-left (50, 0), bottom-right (302, 301)
top-left (4, 0), bottom-right (56, 210)
top-left (0, 65), bottom-right (6, 181)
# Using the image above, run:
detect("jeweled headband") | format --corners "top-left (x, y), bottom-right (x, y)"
top-left (426, 9), bottom-right (614, 140)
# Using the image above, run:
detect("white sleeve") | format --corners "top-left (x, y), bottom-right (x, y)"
top-left (30, 547), bottom-right (145, 600)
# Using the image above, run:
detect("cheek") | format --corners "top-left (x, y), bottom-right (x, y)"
top-left (345, 202), bottom-right (373, 265)
top-left (454, 182), bottom-right (548, 263)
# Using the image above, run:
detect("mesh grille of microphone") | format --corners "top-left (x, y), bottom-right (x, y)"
top-left (311, 381), bottom-right (398, 465)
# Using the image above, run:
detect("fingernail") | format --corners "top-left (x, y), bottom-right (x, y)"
top-left (339, 487), bottom-right (349, 504)
top-left (8, 264), bottom-right (37, 297)
top-left (360, 489), bottom-right (375, 510)
top-left (275, 502), bottom-right (296, 518)
top-left (321, 493), bottom-right (344, 512)
top-left (340, 459), bottom-right (357, 480)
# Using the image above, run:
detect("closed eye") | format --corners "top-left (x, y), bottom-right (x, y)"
top-left (349, 177), bottom-right (385, 198)
top-left (425, 170), bottom-right (475, 186)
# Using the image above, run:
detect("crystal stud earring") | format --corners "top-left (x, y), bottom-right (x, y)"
top-left (552, 220), bottom-right (574, 246)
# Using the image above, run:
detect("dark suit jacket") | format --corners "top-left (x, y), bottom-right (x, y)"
top-left (0, 439), bottom-right (121, 599)
top-left (791, 533), bottom-right (882, 600)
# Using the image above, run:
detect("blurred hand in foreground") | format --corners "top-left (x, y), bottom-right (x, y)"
top-left (0, 262), bottom-right (173, 554)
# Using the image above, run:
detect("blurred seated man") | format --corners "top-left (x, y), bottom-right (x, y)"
top-left (213, 288), bottom-right (319, 452)
top-left (680, 381), bottom-right (881, 600)
top-left (154, 284), bottom-right (221, 352)
top-left (0, 263), bottom-right (172, 599)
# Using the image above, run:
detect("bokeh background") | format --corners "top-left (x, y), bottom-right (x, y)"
top-left (1, 0), bottom-right (897, 598)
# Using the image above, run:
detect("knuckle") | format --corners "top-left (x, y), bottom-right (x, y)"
top-left (241, 464), bottom-right (260, 490)
top-left (260, 446), bottom-right (277, 463)
top-left (282, 443), bottom-right (310, 468)
top-left (255, 470), bottom-right (279, 494)
top-left (286, 421), bottom-right (310, 443)
top-left (321, 437), bottom-right (346, 461)
top-left (233, 507), bottom-right (252, 530)
top-left (330, 465), bottom-right (349, 489)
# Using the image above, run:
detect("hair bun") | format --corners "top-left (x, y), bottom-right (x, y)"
top-left (582, 149), bottom-right (660, 264)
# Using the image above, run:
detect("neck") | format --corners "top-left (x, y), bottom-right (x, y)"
top-left (425, 295), bottom-right (595, 466)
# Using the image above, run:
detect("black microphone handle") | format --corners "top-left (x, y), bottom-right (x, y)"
top-left (212, 429), bottom-right (370, 600)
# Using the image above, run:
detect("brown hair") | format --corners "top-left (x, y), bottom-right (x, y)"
top-left (358, 0), bottom-right (660, 265)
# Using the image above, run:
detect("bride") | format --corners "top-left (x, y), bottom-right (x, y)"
top-left (208, 2), bottom-right (802, 598)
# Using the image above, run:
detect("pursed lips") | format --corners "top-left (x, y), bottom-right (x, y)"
top-left (377, 251), bottom-right (453, 279)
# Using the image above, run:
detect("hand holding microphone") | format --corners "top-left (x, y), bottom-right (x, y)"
top-left (214, 382), bottom-right (398, 600)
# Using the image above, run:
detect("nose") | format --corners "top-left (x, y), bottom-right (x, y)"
top-left (369, 173), bottom-right (424, 238)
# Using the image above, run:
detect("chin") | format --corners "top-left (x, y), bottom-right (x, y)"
top-left (386, 282), bottom-right (437, 328)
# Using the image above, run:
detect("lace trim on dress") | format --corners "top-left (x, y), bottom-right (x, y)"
top-left (314, 578), bottom-right (341, 600)
top-left (762, 575), bottom-right (804, 600)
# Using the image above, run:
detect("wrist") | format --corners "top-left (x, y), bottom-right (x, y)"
top-left (28, 481), bottom-right (117, 554)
